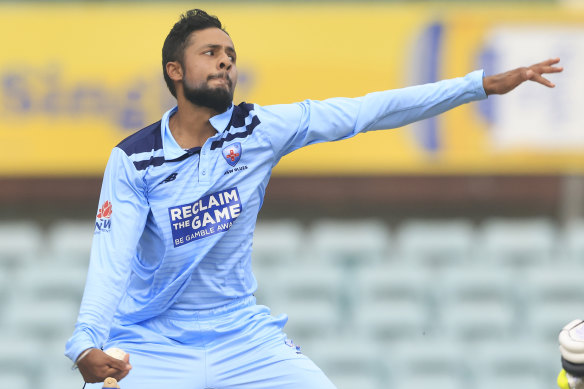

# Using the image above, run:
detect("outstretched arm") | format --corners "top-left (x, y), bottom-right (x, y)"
top-left (260, 58), bottom-right (563, 159)
top-left (483, 58), bottom-right (563, 95)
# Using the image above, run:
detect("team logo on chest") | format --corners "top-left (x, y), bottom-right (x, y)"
top-left (222, 142), bottom-right (242, 167)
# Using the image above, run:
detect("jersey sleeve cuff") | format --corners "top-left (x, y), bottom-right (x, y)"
top-left (65, 330), bottom-right (98, 363)
top-left (469, 69), bottom-right (488, 100)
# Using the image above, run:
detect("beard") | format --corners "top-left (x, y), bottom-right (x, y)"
top-left (182, 74), bottom-right (234, 114)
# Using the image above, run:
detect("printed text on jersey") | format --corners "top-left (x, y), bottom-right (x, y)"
top-left (168, 188), bottom-right (242, 247)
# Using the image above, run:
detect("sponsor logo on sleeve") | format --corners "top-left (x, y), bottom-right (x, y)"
top-left (95, 200), bottom-right (112, 233)
top-left (168, 187), bottom-right (242, 247)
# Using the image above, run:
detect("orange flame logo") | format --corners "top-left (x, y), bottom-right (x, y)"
top-left (97, 200), bottom-right (112, 219)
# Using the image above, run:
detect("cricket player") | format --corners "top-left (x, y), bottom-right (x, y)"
top-left (65, 9), bottom-right (563, 388)
top-left (559, 320), bottom-right (584, 389)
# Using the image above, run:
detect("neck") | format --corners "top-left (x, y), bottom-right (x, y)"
top-left (169, 96), bottom-right (223, 149)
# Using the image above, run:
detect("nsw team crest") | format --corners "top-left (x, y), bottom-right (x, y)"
top-left (222, 142), bottom-right (242, 167)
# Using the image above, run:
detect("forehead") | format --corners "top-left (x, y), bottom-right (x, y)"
top-left (186, 27), bottom-right (234, 51)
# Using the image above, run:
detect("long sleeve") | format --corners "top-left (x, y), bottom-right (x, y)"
top-left (257, 70), bottom-right (486, 160)
top-left (65, 147), bottom-right (150, 362)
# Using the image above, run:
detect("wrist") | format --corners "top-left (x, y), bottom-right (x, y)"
top-left (482, 76), bottom-right (495, 96)
top-left (71, 348), bottom-right (95, 370)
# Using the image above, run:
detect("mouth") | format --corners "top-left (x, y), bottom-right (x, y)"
top-left (208, 74), bottom-right (232, 88)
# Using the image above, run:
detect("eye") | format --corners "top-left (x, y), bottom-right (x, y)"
top-left (203, 50), bottom-right (213, 56)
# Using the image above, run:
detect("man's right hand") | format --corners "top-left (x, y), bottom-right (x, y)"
top-left (482, 58), bottom-right (563, 96)
top-left (77, 348), bottom-right (132, 383)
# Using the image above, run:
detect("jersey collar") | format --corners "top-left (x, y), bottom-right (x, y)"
top-left (161, 104), bottom-right (234, 161)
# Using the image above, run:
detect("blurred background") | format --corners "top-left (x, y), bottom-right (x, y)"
top-left (0, 0), bottom-right (583, 388)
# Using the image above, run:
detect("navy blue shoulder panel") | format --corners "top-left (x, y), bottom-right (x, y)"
top-left (117, 120), bottom-right (163, 157)
top-left (230, 102), bottom-right (255, 128)
top-left (211, 102), bottom-right (260, 151)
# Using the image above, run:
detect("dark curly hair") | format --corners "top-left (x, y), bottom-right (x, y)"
top-left (162, 9), bottom-right (228, 98)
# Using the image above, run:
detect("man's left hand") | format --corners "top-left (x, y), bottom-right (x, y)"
top-left (483, 58), bottom-right (563, 96)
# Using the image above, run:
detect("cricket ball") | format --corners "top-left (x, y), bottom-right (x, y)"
top-left (104, 347), bottom-right (127, 361)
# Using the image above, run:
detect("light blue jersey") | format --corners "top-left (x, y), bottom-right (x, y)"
top-left (66, 70), bottom-right (486, 364)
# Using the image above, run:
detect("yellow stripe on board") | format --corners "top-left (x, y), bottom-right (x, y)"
top-left (0, 3), bottom-right (582, 176)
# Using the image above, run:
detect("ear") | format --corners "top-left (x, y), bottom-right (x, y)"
top-left (166, 61), bottom-right (183, 82)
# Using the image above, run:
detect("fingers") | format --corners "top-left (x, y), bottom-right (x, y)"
top-left (105, 366), bottom-right (131, 381)
top-left (530, 73), bottom-right (556, 88)
top-left (82, 367), bottom-right (131, 383)
top-left (106, 353), bottom-right (131, 371)
top-left (532, 57), bottom-right (560, 68)
top-left (78, 349), bottom-right (132, 383)
top-left (524, 58), bottom-right (563, 88)
top-left (530, 58), bottom-right (564, 75)
top-left (86, 363), bottom-right (132, 383)
top-left (524, 68), bottom-right (555, 88)
top-left (95, 368), bottom-right (127, 382)
top-left (547, 63), bottom-right (564, 72)
top-left (540, 57), bottom-right (560, 66)
top-left (106, 353), bottom-right (132, 380)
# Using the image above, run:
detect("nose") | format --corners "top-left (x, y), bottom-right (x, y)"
top-left (218, 52), bottom-right (232, 71)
